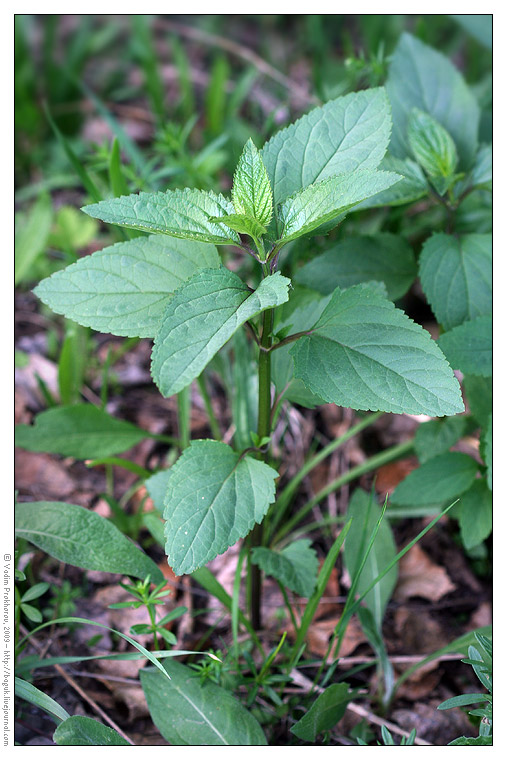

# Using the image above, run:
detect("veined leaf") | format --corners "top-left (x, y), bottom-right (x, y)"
top-left (277, 170), bottom-right (401, 244)
top-left (407, 108), bottom-right (458, 190)
top-left (53, 717), bottom-right (130, 746)
top-left (390, 452), bottom-right (478, 508)
top-left (251, 539), bottom-right (319, 597)
top-left (15, 677), bottom-right (69, 724)
top-left (213, 213), bottom-right (267, 240)
top-left (34, 235), bottom-right (220, 338)
top-left (163, 440), bottom-right (278, 575)
top-left (141, 660), bottom-right (267, 745)
top-left (459, 479), bottom-right (492, 550)
top-left (344, 488), bottom-right (397, 628)
top-left (15, 501), bottom-right (164, 583)
top-left (232, 138), bottom-right (272, 227)
top-left (414, 416), bottom-right (468, 464)
top-left (290, 283), bottom-right (464, 417)
top-left (387, 33), bottom-right (480, 169)
top-left (438, 315), bottom-right (492, 376)
top-left (15, 404), bottom-right (149, 458)
top-left (82, 188), bottom-right (241, 245)
top-left (290, 683), bottom-right (351, 741)
top-left (262, 88), bottom-right (392, 226)
top-left (145, 469), bottom-right (171, 512)
top-left (295, 233), bottom-right (417, 301)
top-left (151, 268), bottom-right (290, 398)
top-left (469, 144), bottom-right (492, 189)
top-left (463, 375), bottom-right (492, 428)
top-left (419, 234), bottom-right (492, 331)
top-left (355, 154), bottom-right (428, 209)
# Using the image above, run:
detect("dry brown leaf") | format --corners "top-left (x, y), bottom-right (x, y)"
top-left (394, 608), bottom-right (448, 654)
top-left (394, 544), bottom-right (456, 602)
top-left (375, 458), bottom-right (418, 497)
top-left (296, 613), bottom-right (367, 660)
top-left (15, 450), bottom-right (75, 499)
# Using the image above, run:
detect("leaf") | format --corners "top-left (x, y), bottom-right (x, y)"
top-left (15, 677), bottom-right (70, 724)
top-left (163, 440), bottom-right (278, 575)
top-left (277, 170), bottom-right (401, 244)
top-left (469, 144), bottom-right (492, 189)
top-left (15, 501), bottom-right (164, 583)
top-left (262, 88), bottom-right (392, 229)
top-left (386, 33), bottom-right (480, 169)
top-left (82, 188), bottom-right (241, 245)
top-left (407, 108), bottom-right (457, 191)
top-left (151, 268), bottom-right (290, 398)
top-left (213, 213), bottom-right (267, 240)
top-left (251, 539), bottom-right (319, 597)
top-left (344, 488), bottom-right (397, 628)
top-left (451, 14), bottom-right (492, 49)
top-left (290, 283), bottom-right (464, 417)
top-left (34, 235), bottom-right (220, 338)
top-left (357, 607), bottom-right (395, 705)
top-left (232, 138), bottom-right (272, 227)
top-left (141, 659), bottom-right (267, 745)
top-left (15, 404), bottom-right (149, 459)
top-left (290, 683), bottom-right (351, 741)
top-left (483, 414), bottom-right (492, 490)
top-left (295, 234), bottom-right (417, 301)
top-left (145, 469), bottom-right (171, 512)
top-left (355, 154), bottom-right (428, 209)
top-left (438, 693), bottom-right (491, 710)
top-left (459, 479), bottom-right (492, 550)
top-left (49, 205), bottom-right (99, 251)
top-left (414, 416), bottom-right (468, 464)
top-left (419, 234), bottom-right (492, 330)
top-left (438, 315), bottom-right (492, 377)
top-left (15, 193), bottom-right (53, 285)
top-left (53, 716), bottom-right (130, 746)
top-left (463, 375), bottom-right (492, 427)
top-left (448, 736), bottom-right (492, 746)
top-left (390, 452), bottom-right (478, 508)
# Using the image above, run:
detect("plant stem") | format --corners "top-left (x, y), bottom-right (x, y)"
top-left (197, 373), bottom-right (222, 441)
top-left (272, 439), bottom-right (414, 546)
top-left (250, 306), bottom-right (274, 629)
top-left (177, 385), bottom-right (191, 450)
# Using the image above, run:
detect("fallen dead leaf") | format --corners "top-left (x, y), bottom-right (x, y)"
top-left (15, 450), bottom-right (75, 499)
top-left (394, 544), bottom-right (456, 602)
top-left (376, 458), bottom-right (418, 498)
top-left (294, 613), bottom-right (367, 660)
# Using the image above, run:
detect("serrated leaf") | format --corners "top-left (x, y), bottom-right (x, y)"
top-left (414, 416), bottom-right (468, 464)
top-left (141, 659), bottom-right (267, 745)
top-left (163, 440), bottom-right (278, 575)
top-left (419, 233), bottom-right (492, 331)
top-left (251, 539), bottom-right (318, 597)
top-left (290, 683), bottom-right (351, 741)
top-left (34, 235), bottom-right (221, 338)
top-left (344, 488), bottom-right (397, 628)
top-left (82, 188), bottom-right (241, 245)
top-left (145, 469), bottom-right (171, 512)
top-left (213, 213), bottom-right (267, 239)
top-left (355, 154), bottom-right (428, 209)
top-left (469, 144), bottom-right (492, 189)
top-left (295, 234), bottom-right (416, 301)
top-left (290, 283), bottom-right (464, 417)
top-left (232, 138), bottom-right (272, 227)
top-left (387, 33), bottom-right (480, 169)
top-left (407, 108), bottom-right (458, 189)
top-left (390, 452), bottom-right (478, 508)
top-left (448, 736), bottom-right (492, 746)
top-left (262, 88), bottom-right (392, 230)
top-left (53, 716), bottom-right (130, 746)
top-left (15, 501), bottom-right (164, 583)
top-left (151, 268), bottom-right (290, 398)
top-left (438, 315), bottom-right (492, 376)
top-left (277, 170), bottom-right (401, 244)
top-left (459, 479), bottom-right (492, 550)
top-left (463, 375), bottom-right (492, 427)
top-left (15, 404), bottom-right (149, 458)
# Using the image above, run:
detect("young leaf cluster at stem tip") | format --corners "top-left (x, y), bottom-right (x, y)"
top-left (31, 82), bottom-right (467, 580)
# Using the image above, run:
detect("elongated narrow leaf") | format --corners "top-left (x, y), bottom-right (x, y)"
top-left (251, 539), bottom-right (318, 597)
top-left (163, 440), bottom-right (277, 575)
top-left (15, 501), bottom-right (164, 583)
top-left (15, 677), bottom-right (70, 724)
top-left (15, 404), bottom-right (149, 458)
top-left (390, 452), bottom-right (478, 508)
top-left (151, 268), bottom-right (290, 398)
top-left (459, 479), bottom-right (492, 550)
top-left (438, 315), bottom-right (492, 376)
top-left (277, 170), bottom-right (400, 244)
top-left (141, 660), bottom-right (267, 745)
top-left (344, 489), bottom-right (397, 628)
top-left (419, 234), bottom-right (492, 330)
top-left (290, 683), bottom-right (351, 741)
top-left (295, 234), bottom-right (417, 301)
top-left (53, 716), bottom-right (129, 746)
top-left (232, 138), bottom-right (272, 227)
top-left (407, 108), bottom-right (457, 188)
top-left (387, 33), bottom-right (480, 169)
top-left (34, 235), bottom-right (220, 338)
top-left (262, 88), bottom-right (392, 222)
top-left (290, 284), bottom-right (464, 417)
top-left (414, 416), bottom-right (468, 464)
top-left (83, 188), bottom-right (241, 245)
